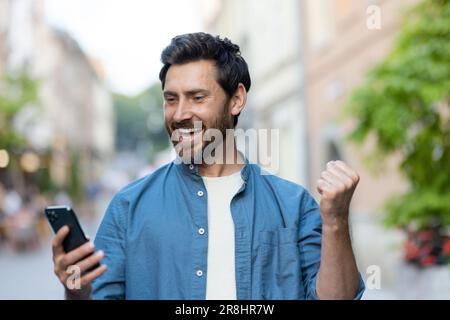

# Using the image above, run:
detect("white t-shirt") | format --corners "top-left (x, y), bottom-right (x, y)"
top-left (202, 170), bottom-right (244, 300)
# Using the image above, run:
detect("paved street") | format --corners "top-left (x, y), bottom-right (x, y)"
top-left (0, 243), bottom-right (64, 299)
top-left (0, 201), bottom-right (106, 300)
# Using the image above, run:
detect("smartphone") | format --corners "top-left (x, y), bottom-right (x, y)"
top-left (45, 205), bottom-right (90, 252)
top-left (46, 205), bottom-right (101, 274)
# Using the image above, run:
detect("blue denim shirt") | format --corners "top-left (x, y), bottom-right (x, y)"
top-left (92, 159), bottom-right (365, 299)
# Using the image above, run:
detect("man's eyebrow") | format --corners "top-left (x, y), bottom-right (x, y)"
top-left (163, 91), bottom-right (178, 97)
top-left (185, 89), bottom-right (210, 96)
top-left (163, 89), bottom-right (211, 97)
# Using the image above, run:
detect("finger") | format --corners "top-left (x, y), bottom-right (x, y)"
top-left (333, 160), bottom-right (359, 183)
top-left (328, 161), bottom-right (354, 181)
top-left (78, 250), bottom-right (104, 274)
top-left (52, 225), bottom-right (69, 256)
top-left (62, 242), bottom-right (95, 267)
top-left (326, 164), bottom-right (354, 188)
top-left (81, 264), bottom-right (108, 287)
top-left (316, 178), bottom-right (331, 194)
top-left (320, 170), bottom-right (344, 188)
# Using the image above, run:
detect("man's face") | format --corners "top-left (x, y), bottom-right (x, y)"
top-left (163, 60), bottom-right (234, 162)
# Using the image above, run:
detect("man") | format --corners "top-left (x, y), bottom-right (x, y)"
top-left (52, 32), bottom-right (365, 300)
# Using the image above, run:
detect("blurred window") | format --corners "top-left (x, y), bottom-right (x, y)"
top-left (307, 0), bottom-right (334, 50)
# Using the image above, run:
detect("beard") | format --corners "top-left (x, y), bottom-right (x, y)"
top-left (165, 100), bottom-right (234, 164)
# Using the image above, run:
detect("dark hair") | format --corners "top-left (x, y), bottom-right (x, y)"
top-left (159, 32), bottom-right (251, 127)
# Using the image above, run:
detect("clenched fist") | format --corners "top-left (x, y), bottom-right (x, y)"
top-left (317, 160), bottom-right (360, 226)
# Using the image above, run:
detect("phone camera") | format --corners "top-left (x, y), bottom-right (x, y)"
top-left (48, 211), bottom-right (58, 222)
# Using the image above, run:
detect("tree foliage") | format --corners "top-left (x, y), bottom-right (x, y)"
top-left (0, 72), bottom-right (38, 150)
top-left (114, 83), bottom-right (168, 162)
top-left (345, 0), bottom-right (450, 228)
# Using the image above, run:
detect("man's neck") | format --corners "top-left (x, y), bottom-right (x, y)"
top-left (199, 144), bottom-right (244, 177)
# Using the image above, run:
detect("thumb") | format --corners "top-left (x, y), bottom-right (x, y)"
top-left (317, 185), bottom-right (323, 195)
top-left (317, 179), bottom-right (326, 195)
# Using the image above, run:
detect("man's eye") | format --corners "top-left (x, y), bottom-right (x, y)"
top-left (165, 98), bottom-right (176, 103)
top-left (193, 96), bottom-right (205, 101)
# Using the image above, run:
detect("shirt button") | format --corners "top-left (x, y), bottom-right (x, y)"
top-left (198, 228), bottom-right (205, 235)
top-left (197, 190), bottom-right (204, 197)
top-left (189, 165), bottom-right (194, 170)
top-left (196, 270), bottom-right (203, 277)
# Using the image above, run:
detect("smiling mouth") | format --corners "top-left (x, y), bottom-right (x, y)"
top-left (175, 127), bottom-right (204, 143)
top-left (177, 127), bottom-right (203, 135)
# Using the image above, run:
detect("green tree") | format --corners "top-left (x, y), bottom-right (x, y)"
top-left (0, 72), bottom-right (39, 191)
top-left (0, 72), bottom-right (38, 151)
top-left (114, 83), bottom-right (169, 162)
top-left (345, 0), bottom-right (450, 228)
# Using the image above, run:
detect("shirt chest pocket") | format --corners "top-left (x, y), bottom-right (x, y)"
top-left (256, 227), bottom-right (305, 299)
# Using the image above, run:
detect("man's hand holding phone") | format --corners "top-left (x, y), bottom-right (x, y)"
top-left (52, 225), bottom-right (107, 299)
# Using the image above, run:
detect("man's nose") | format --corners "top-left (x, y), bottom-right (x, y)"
top-left (173, 98), bottom-right (193, 123)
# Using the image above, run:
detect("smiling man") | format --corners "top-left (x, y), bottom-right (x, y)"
top-left (51, 32), bottom-right (365, 300)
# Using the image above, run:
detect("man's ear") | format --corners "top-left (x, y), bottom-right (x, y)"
top-left (230, 83), bottom-right (247, 117)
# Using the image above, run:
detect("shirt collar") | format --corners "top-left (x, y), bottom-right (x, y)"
top-left (174, 153), bottom-right (251, 183)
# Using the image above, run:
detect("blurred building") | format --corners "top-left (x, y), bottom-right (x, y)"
top-left (0, 0), bottom-right (114, 190)
top-left (0, 0), bottom-right (9, 75)
top-left (202, 0), bottom-right (309, 185)
top-left (302, 0), bottom-right (419, 214)
top-left (204, 0), bottom-right (420, 212)
top-left (205, 0), bottom-right (438, 297)
top-left (302, 0), bottom-right (435, 298)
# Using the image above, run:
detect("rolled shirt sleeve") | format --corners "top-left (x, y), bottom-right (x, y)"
top-left (298, 191), bottom-right (365, 300)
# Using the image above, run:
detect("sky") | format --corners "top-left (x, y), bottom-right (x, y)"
top-left (44, 0), bottom-right (204, 96)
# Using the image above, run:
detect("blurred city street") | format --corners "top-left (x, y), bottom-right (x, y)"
top-left (0, 240), bottom-right (64, 299)
top-left (2, 209), bottom-right (449, 300)
top-left (1, 0), bottom-right (449, 300)
top-left (0, 193), bottom-right (108, 299)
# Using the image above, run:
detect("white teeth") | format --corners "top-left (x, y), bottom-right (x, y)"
top-left (178, 128), bottom-right (202, 134)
